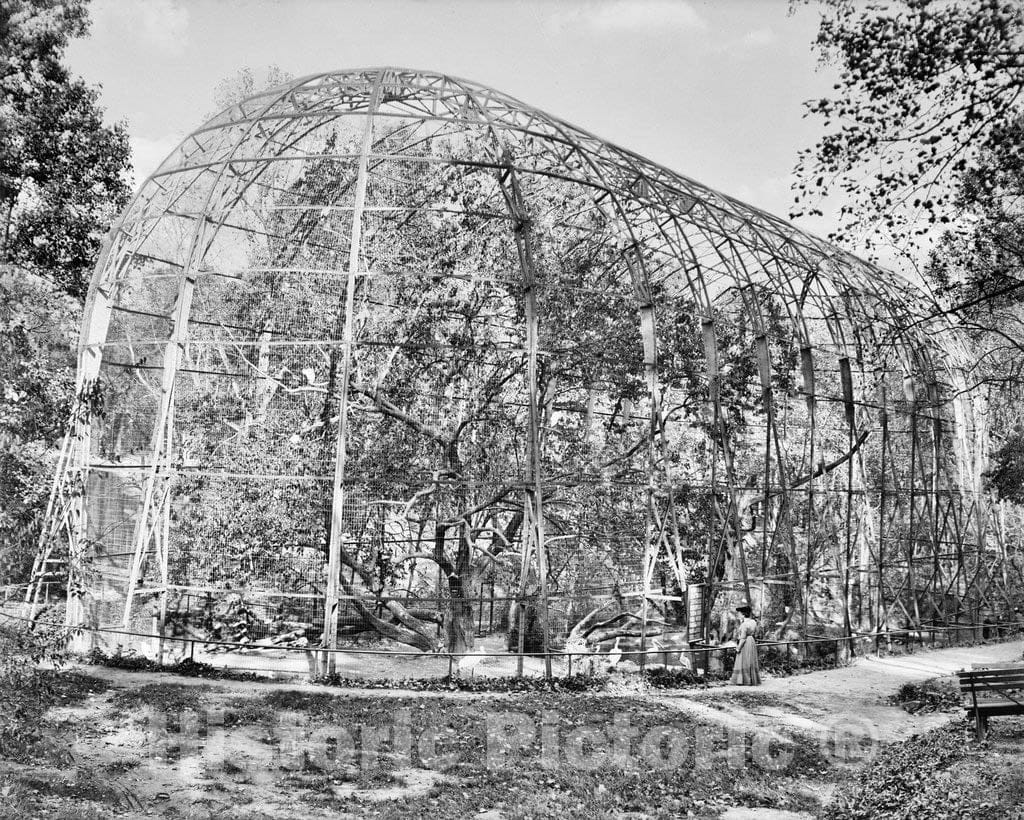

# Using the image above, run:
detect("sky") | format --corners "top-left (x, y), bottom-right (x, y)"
top-left (65, 0), bottom-right (841, 241)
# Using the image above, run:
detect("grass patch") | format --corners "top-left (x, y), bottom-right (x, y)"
top-left (15, 767), bottom-right (120, 804)
top-left (100, 758), bottom-right (141, 773)
top-left (86, 647), bottom-right (261, 681)
top-left (315, 667), bottom-right (731, 693)
top-left (0, 779), bottom-right (107, 820)
top-left (110, 681), bottom-right (212, 713)
top-left (255, 689), bottom-right (344, 715)
top-left (213, 691), bottom-right (837, 817)
top-left (0, 622), bottom-right (107, 763)
top-left (222, 689), bottom-right (348, 726)
top-left (315, 673), bottom-right (612, 692)
top-left (0, 765), bottom-right (129, 820)
top-left (0, 671), bottom-right (107, 762)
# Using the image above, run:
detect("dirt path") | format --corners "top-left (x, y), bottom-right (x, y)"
top-left (648, 640), bottom-right (1023, 819)
top-left (658, 639), bottom-right (1024, 745)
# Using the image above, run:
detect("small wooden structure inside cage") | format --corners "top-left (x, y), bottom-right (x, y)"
top-left (26, 68), bottom-right (1022, 675)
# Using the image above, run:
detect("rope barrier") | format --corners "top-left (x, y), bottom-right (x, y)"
top-left (2, 609), bottom-right (1021, 663)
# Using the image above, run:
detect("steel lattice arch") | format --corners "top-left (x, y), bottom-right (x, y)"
top-left (30, 68), bottom-right (1015, 675)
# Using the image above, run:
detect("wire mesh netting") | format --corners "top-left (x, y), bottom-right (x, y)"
top-left (26, 68), bottom-right (1024, 680)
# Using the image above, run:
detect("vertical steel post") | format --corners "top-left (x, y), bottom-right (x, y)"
top-left (877, 378), bottom-right (889, 647)
top-left (702, 320), bottom-right (750, 607)
top-left (839, 357), bottom-right (856, 649)
top-left (800, 346), bottom-right (816, 634)
top-left (756, 335), bottom-right (772, 579)
top-left (518, 197), bottom-right (552, 679)
top-left (495, 159), bottom-right (553, 678)
top-left (904, 373), bottom-right (920, 629)
top-left (120, 81), bottom-right (300, 633)
top-left (60, 244), bottom-right (120, 643)
top-left (928, 379), bottom-right (943, 622)
top-left (323, 76), bottom-right (383, 675)
top-left (122, 230), bottom-right (204, 629)
top-left (703, 320), bottom-right (718, 641)
top-left (628, 254), bottom-right (659, 673)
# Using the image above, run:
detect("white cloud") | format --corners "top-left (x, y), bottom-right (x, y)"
top-left (551, 1), bottom-right (707, 34)
top-left (90, 0), bottom-right (190, 55)
top-left (733, 174), bottom-right (795, 216)
top-left (129, 133), bottom-right (185, 184)
top-left (740, 27), bottom-right (777, 48)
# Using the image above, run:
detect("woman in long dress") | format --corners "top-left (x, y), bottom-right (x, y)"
top-left (730, 604), bottom-right (761, 685)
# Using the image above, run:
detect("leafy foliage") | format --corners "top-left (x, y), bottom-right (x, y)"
top-left (826, 719), bottom-right (1022, 820)
top-left (209, 64), bottom-right (292, 115)
top-left (317, 672), bottom-right (607, 693)
top-left (0, 267), bottom-right (79, 582)
top-left (927, 117), bottom-right (1024, 502)
top-left (86, 645), bottom-right (261, 681)
top-left (986, 426), bottom-right (1024, 504)
top-left (795, 0), bottom-right (1024, 256)
top-left (0, 1), bottom-right (131, 587)
top-left (798, 2), bottom-right (1024, 506)
top-left (157, 119), bottom-right (838, 652)
top-left (888, 677), bottom-right (962, 713)
top-left (0, 0), bottom-right (132, 297)
top-left (0, 620), bottom-right (105, 762)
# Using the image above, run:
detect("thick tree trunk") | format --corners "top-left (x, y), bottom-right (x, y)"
top-left (444, 518), bottom-right (475, 653)
top-left (438, 441), bottom-right (477, 654)
top-left (337, 552), bottom-right (440, 651)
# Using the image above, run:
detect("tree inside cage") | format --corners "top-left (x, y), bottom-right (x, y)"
top-left (26, 69), bottom-right (1014, 676)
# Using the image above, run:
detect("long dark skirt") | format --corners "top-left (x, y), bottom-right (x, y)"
top-left (730, 636), bottom-right (761, 685)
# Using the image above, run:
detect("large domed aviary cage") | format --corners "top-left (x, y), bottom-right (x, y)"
top-left (27, 68), bottom-right (1013, 676)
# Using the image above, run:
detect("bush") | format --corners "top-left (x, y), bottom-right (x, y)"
top-left (86, 646), bottom-right (260, 681)
top-left (642, 666), bottom-right (706, 687)
top-left (0, 621), bottom-right (76, 761)
top-left (888, 678), bottom-right (961, 713)
top-left (826, 721), bottom-right (1003, 820)
top-left (0, 270), bottom-right (80, 586)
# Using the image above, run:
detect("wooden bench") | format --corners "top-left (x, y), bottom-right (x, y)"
top-left (956, 663), bottom-right (1024, 740)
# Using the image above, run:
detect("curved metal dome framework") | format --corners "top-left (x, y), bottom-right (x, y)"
top-left (29, 68), bottom-right (1012, 671)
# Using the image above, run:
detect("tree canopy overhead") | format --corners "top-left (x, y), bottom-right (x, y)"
top-left (0, 0), bottom-right (131, 297)
top-left (0, 0), bottom-right (131, 587)
top-left (793, 0), bottom-right (1024, 260)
